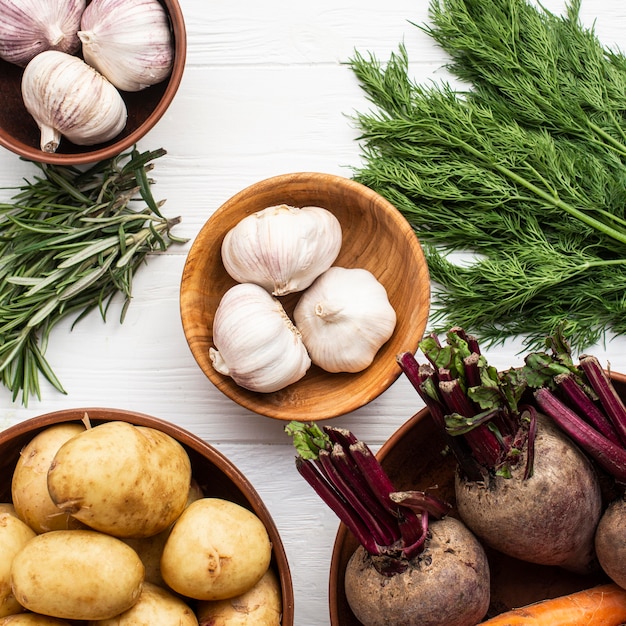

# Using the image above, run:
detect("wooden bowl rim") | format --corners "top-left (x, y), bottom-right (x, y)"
top-left (179, 171), bottom-right (430, 420)
top-left (0, 0), bottom-right (187, 165)
top-left (0, 407), bottom-right (295, 624)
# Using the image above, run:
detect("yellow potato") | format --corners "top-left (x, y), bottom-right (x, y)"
top-left (0, 504), bottom-right (18, 518)
top-left (86, 581), bottom-right (198, 625)
top-left (11, 423), bottom-right (86, 533)
top-left (196, 568), bottom-right (282, 625)
top-left (47, 421), bottom-right (192, 537)
top-left (0, 615), bottom-right (71, 625)
top-left (0, 511), bottom-right (36, 617)
top-left (122, 478), bottom-right (205, 586)
top-left (161, 498), bottom-right (272, 601)
top-left (10, 529), bottom-right (144, 620)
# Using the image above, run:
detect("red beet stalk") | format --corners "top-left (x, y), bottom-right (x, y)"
top-left (579, 355), bottom-right (626, 447)
top-left (286, 421), bottom-right (451, 571)
top-left (534, 387), bottom-right (626, 482)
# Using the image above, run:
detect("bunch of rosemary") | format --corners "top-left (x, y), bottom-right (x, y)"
top-left (349, 0), bottom-right (626, 350)
top-left (0, 147), bottom-right (185, 405)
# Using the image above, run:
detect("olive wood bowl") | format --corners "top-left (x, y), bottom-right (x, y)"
top-left (0, 407), bottom-right (294, 625)
top-left (180, 172), bottom-right (431, 421)
top-left (0, 0), bottom-right (186, 165)
top-left (328, 373), bottom-right (626, 624)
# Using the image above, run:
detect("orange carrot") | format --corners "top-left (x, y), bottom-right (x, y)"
top-left (479, 584), bottom-right (626, 625)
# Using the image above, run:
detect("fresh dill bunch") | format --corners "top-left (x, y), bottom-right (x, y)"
top-left (348, 16), bottom-right (626, 351)
top-left (0, 147), bottom-right (186, 405)
top-left (423, 0), bottom-right (626, 155)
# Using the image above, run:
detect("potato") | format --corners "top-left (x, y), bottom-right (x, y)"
top-left (0, 511), bottom-right (36, 618)
top-left (0, 615), bottom-right (71, 625)
top-left (10, 529), bottom-right (144, 620)
top-left (122, 478), bottom-right (205, 587)
top-left (86, 581), bottom-right (198, 626)
top-left (0, 504), bottom-right (18, 518)
top-left (47, 421), bottom-right (192, 537)
top-left (161, 498), bottom-right (272, 601)
top-left (196, 568), bottom-right (282, 625)
top-left (11, 423), bottom-right (86, 533)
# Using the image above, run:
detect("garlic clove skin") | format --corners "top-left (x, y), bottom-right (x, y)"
top-left (293, 266), bottom-right (397, 373)
top-left (21, 50), bottom-right (128, 153)
top-left (221, 204), bottom-right (343, 297)
top-left (78, 0), bottom-right (174, 92)
top-left (210, 283), bottom-right (312, 393)
top-left (0, 0), bottom-right (85, 67)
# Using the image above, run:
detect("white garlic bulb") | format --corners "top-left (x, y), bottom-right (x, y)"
top-left (210, 283), bottom-right (312, 393)
top-left (21, 50), bottom-right (128, 153)
top-left (221, 204), bottom-right (343, 297)
top-left (78, 0), bottom-right (174, 92)
top-left (293, 267), bottom-right (397, 373)
top-left (0, 0), bottom-right (85, 67)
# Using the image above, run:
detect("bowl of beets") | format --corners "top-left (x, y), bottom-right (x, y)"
top-left (287, 327), bottom-right (626, 626)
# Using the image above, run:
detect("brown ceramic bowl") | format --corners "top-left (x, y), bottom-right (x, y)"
top-left (179, 172), bottom-right (431, 421)
top-left (0, 0), bottom-right (186, 165)
top-left (328, 373), bottom-right (626, 624)
top-left (0, 407), bottom-right (294, 624)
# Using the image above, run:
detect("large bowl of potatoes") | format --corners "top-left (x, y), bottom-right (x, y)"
top-left (0, 408), bottom-right (294, 625)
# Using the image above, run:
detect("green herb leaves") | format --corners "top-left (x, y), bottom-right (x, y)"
top-left (0, 147), bottom-right (185, 405)
top-left (349, 0), bottom-right (626, 350)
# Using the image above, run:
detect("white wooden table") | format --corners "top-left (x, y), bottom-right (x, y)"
top-left (2, 1), bottom-right (626, 623)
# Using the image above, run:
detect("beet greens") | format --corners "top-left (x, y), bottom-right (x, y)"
top-left (285, 421), bottom-right (451, 575)
top-left (397, 327), bottom-right (537, 481)
top-left (400, 326), bottom-right (626, 485)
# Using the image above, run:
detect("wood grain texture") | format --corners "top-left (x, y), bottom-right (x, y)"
top-left (2, 1), bottom-right (626, 624)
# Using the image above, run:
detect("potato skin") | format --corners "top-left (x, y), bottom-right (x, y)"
top-left (86, 581), bottom-right (198, 626)
top-left (161, 498), bottom-right (272, 601)
top-left (0, 615), bottom-right (71, 625)
top-left (595, 496), bottom-right (626, 588)
top-left (10, 529), bottom-right (145, 620)
top-left (196, 568), bottom-right (282, 625)
top-left (47, 421), bottom-right (192, 538)
top-left (0, 511), bottom-right (36, 618)
top-left (11, 423), bottom-right (86, 533)
top-left (344, 516), bottom-right (490, 626)
top-left (122, 478), bottom-right (205, 587)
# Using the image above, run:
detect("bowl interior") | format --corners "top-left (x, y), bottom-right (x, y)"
top-left (0, 408), bottom-right (294, 625)
top-left (180, 172), bottom-right (430, 421)
top-left (328, 375), bottom-right (626, 624)
top-left (0, 0), bottom-right (186, 165)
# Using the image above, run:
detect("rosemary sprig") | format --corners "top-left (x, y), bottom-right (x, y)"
top-left (0, 147), bottom-right (186, 405)
top-left (348, 0), bottom-right (626, 350)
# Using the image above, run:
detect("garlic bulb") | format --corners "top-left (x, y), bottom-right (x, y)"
top-left (210, 283), bottom-right (312, 393)
top-left (293, 267), bottom-right (397, 373)
top-left (221, 204), bottom-right (343, 296)
top-left (0, 0), bottom-right (85, 67)
top-left (78, 0), bottom-right (174, 92)
top-left (21, 50), bottom-right (127, 153)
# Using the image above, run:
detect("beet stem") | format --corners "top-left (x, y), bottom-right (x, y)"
top-left (534, 387), bottom-right (626, 482)
top-left (554, 372), bottom-right (621, 445)
top-left (295, 457), bottom-right (380, 554)
top-left (579, 355), bottom-right (626, 446)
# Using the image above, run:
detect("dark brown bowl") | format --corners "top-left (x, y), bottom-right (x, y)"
top-left (0, 408), bottom-right (294, 624)
top-left (0, 0), bottom-right (186, 165)
top-left (180, 172), bottom-right (431, 421)
top-left (328, 374), bottom-right (626, 624)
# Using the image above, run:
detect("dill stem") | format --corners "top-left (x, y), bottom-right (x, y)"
top-left (452, 134), bottom-right (626, 247)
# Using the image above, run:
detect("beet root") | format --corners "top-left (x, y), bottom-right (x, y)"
top-left (595, 496), bottom-right (626, 588)
top-left (455, 413), bottom-right (601, 574)
top-left (344, 516), bottom-right (490, 626)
